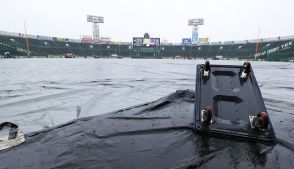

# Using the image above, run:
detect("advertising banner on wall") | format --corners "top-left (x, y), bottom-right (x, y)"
top-left (224, 41), bottom-right (234, 45)
top-left (181, 38), bottom-right (192, 45)
top-left (234, 40), bottom-right (247, 44)
top-left (81, 35), bottom-right (93, 43)
top-left (100, 36), bottom-right (111, 41)
top-left (210, 41), bottom-right (222, 45)
top-left (28, 35), bottom-right (38, 39)
top-left (8, 32), bottom-right (19, 37)
top-left (81, 38), bottom-right (93, 43)
top-left (68, 39), bottom-right (81, 43)
top-left (56, 37), bottom-right (67, 41)
top-left (198, 38), bottom-right (209, 45)
top-left (37, 35), bottom-right (54, 41)
top-left (192, 31), bottom-right (198, 44)
top-left (18, 33), bottom-right (37, 39)
top-left (0, 31), bottom-right (11, 36)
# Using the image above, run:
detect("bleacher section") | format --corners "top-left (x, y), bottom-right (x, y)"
top-left (265, 41), bottom-right (294, 61)
top-left (0, 40), bottom-right (27, 57)
top-left (0, 31), bottom-right (293, 61)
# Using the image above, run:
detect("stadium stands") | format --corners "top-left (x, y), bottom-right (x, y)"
top-left (0, 31), bottom-right (293, 61)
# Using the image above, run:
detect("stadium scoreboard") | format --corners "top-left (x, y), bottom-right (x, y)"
top-left (133, 37), bottom-right (160, 48)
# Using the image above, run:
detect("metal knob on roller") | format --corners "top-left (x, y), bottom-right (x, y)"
top-left (240, 62), bottom-right (251, 79)
top-left (250, 112), bottom-right (269, 130)
top-left (203, 60), bottom-right (210, 77)
top-left (201, 106), bottom-right (212, 124)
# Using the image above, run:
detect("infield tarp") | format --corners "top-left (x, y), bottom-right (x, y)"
top-left (0, 90), bottom-right (293, 169)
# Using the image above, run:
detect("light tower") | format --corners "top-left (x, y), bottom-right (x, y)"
top-left (87, 15), bottom-right (104, 41)
top-left (188, 19), bottom-right (204, 45)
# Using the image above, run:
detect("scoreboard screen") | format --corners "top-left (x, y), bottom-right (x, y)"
top-left (133, 37), bottom-right (160, 48)
top-left (133, 38), bottom-right (143, 47)
top-left (143, 38), bottom-right (160, 47)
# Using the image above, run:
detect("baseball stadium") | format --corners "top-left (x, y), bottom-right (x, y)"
top-left (0, 17), bottom-right (293, 61)
top-left (1, 0), bottom-right (294, 169)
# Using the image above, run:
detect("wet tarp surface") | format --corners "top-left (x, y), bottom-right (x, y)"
top-left (0, 90), bottom-right (293, 169)
top-left (1, 59), bottom-right (294, 168)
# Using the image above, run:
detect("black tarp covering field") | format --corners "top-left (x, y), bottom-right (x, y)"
top-left (0, 90), bottom-right (293, 169)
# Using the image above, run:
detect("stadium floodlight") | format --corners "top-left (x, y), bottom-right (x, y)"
top-left (87, 15), bottom-right (104, 23)
top-left (188, 19), bottom-right (204, 26)
top-left (188, 18), bottom-right (204, 45)
top-left (87, 15), bottom-right (104, 41)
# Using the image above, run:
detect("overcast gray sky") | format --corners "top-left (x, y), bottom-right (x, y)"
top-left (0, 0), bottom-right (293, 43)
